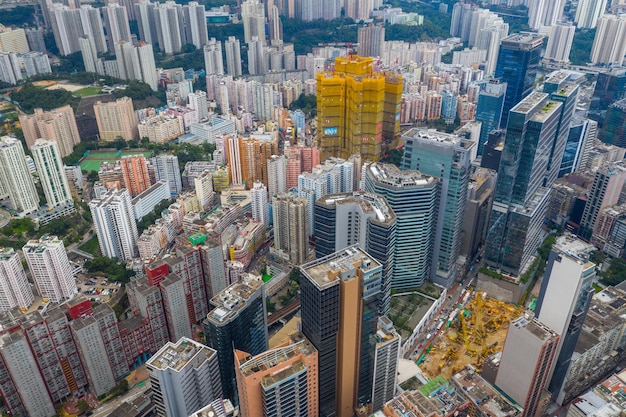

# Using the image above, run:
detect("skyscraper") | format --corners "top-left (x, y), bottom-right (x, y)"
top-left (543, 22), bottom-right (576, 65)
top-left (402, 128), bottom-right (473, 286)
top-left (485, 87), bottom-right (575, 276)
top-left (300, 247), bottom-right (381, 417)
top-left (247, 36), bottom-right (266, 75)
top-left (0, 136), bottom-right (39, 214)
top-left (316, 56), bottom-right (402, 161)
top-left (224, 36), bottom-right (242, 77)
top-left (19, 105), bottom-right (81, 157)
top-left (314, 191), bottom-right (396, 314)
top-left (575, 0), bottom-right (608, 28)
top-left (182, 2), bottom-right (208, 49)
top-left (578, 162), bottom-right (626, 241)
top-left (495, 316), bottom-right (559, 417)
top-left (535, 235), bottom-right (596, 404)
top-left (475, 79), bottom-right (506, 156)
top-left (204, 274), bottom-right (268, 403)
top-left (363, 163), bottom-right (438, 290)
top-left (90, 188), bottom-right (139, 261)
top-left (599, 99), bottom-right (626, 147)
top-left (590, 14), bottom-right (626, 66)
top-left (147, 337), bottom-right (223, 417)
top-left (194, 170), bottom-right (214, 209)
top-left (101, 3), bottom-right (132, 49)
top-left (49, 4), bottom-right (107, 55)
top-left (204, 38), bottom-right (224, 76)
top-left (494, 33), bottom-right (544, 128)
top-left (251, 181), bottom-right (269, 225)
top-left (0, 247), bottom-right (34, 311)
top-left (23, 236), bottom-right (77, 303)
top-left (235, 333), bottom-right (318, 417)
top-left (94, 97), bottom-right (138, 141)
top-left (188, 90), bottom-right (209, 121)
top-left (153, 153), bottom-right (182, 195)
top-left (372, 317), bottom-right (400, 411)
top-left (31, 139), bottom-right (73, 208)
top-left (272, 194), bottom-right (309, 265)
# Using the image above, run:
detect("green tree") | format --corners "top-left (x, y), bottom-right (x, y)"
top-left (76, 400), bottom-right (90, 414)
top-left (600, 258), bottom-right (626, 286)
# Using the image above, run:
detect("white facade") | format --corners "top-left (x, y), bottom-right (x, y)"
top-left (241, 0), bottom-right (266, 44)
top-left (31, 139), bottom-right (73, 208)
top-left (102, 3), bottom-right (132, 48)
top-left (90, 189), bottom-right (139, 261)
top-left (188, 91), bottom-right (210, 122)
top-left (0, 136), bottom-right (39, 214)
top-left (251, 181), bottom-right (269, 225)
top-left (182, 2), bottom-right (208, 49)
top-left (267, 155), bottom-right (287, 197)
top-left (591, 14), bottom-right (626, 66)
top-left (138, 113), bottom-right (184, 143)
top-left (154, 154), bottom-right (182, 195)
top-left (23, 236), bottom-right (76, 303)
top-left (224, 36), bottom-right (242, 77)
top-left (576, 0), bottom-right (608, 28)
top-left (0, 248), bottom-right (34, 311)
top-left (194, 170), bottom-right (215, 209)
top-left (131, 179), bottom-right (170, 220)
top-left (147, 337), bottom-right (222, 417)
top-left (544, 22), bottom-right (576, 64)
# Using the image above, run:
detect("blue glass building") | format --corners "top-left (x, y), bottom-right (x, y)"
top-left (495, 33), bottom-right (544, 128)
top-left (475, 79), bottom-right (506, 157)
top-left (401, 129), bottom-right (473, 287)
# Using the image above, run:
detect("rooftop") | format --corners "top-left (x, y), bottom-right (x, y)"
top-left (511, 91), bottom-right (549, 115)
top-left (511, 315), bottom-right (557, 341)
top-left (404, 127), bottom-right (475, 151)
top-left (553, 234), bottom-right (596, 263)
top-left (452, 366), bottom-right (521, 417)
top-left (0, 247), bottom-right (17, 261)
top-left (317, 191), bottom-right (396, 225)
top-left (366, 162), bottom-right (437, 189)
top-left (501, 33), bottom-right (544, 49)
top-left (147, 337), bottom-right (216, 372)
top-left (300, 246), bottom-right (381, 290)
top-left (207, 273), bottom-right (263, 324)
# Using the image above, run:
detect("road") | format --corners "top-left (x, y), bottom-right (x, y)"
top-left (89, 381), bottom-right (151, 417)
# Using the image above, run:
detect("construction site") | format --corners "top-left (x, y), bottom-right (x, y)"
top-left (420, 291), bottom-right (522, 380)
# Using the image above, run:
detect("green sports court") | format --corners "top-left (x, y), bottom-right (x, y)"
top-left (78, 149), bottom-right (154, 172)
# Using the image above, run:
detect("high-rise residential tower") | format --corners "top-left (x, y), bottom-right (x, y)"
top-left (0, 136), bottom-right (38, 214)
top-left (0, 248), bottom-right (34, 311)
top-left (575, 0), bottom-right (608, 28)
top-left (241, 0), bottom-right (266, 44)
top-left (358, 24), bottom-right (385, 58)
top-left (31, 139), bottom-right (73, 208)
top-left (120, 155), bottom-right (152, 197)
top-left (543, 22), bottom-right (576, 65)
top-left (204, 38), bottom-right (224, 76)
top-left (494, 33), bottom-right (544, 127)
top-left (224, 36), bottom-right (243, 77)
top-left (182, 2), bottom-right (208, 49)
top-left (89, 188), bottom-right (139, 261)
top-left (300, 247), bottom-right (381, 417)
top-left (23, 236), bottom-right (77, 303)
top-left (251, 181), bottom-right (269, 225)
top-left (94, 97), bottom-right (138, 141)
top-left (401, 128), bottom-right (473, 286)
top-left (590, 14), bottom-right (626, 66)
top-left (19, 105), bottom-right (81, 157)
top-left (153, 153), bottom-right (182, 195)
top-left (101, 3), bottom-right (132, 49)
top-left (272, 194), bottom-right (309, 265)
top-left (363, 163), bottom-right (438, 290)
top-left (235, 333), bottom-right (318, 417)
top-left (153, 1), bottom-right (185, 54)
top-left (147, 337), bottom-right (223, 417)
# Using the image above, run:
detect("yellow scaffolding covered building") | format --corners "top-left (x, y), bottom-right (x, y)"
top-left (316, 56), bottom-right (402, 162)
